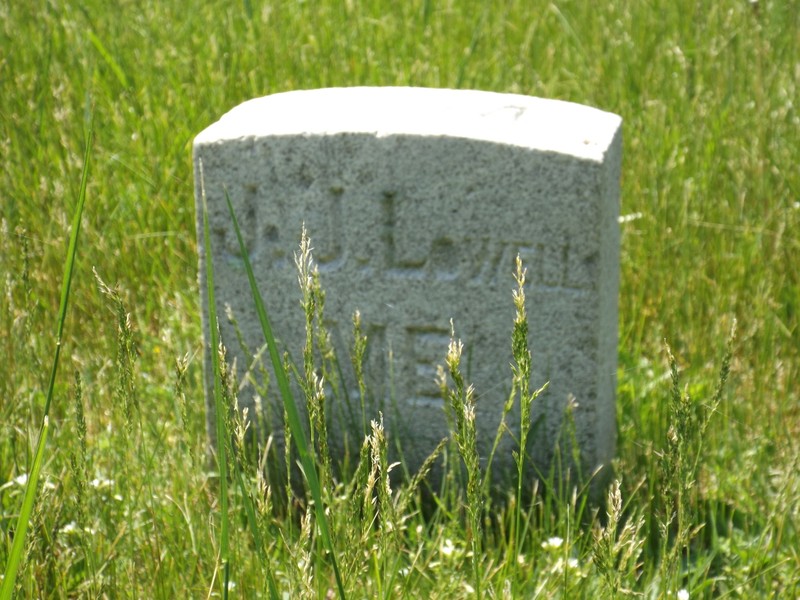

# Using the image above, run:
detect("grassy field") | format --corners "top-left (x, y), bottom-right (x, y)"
top-left (2, 0), bottom-right (799, 597)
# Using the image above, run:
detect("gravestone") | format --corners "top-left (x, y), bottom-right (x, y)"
top-left (194, 87), bottom-right (622, 488)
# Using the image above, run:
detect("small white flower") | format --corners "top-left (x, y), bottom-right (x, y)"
top-left (541, 536), bottom-right (564, 550)
top-left (61, 522), bottom-right (97, 536)
top-left (551, 556), bottom-right (582, 576)
top-left (618, 212), bottom-right (643, 224)
top-left (677, 590), bottom-right (689, 600)
top-left (90, 477), bottom-right (114, 489)
top-left (440, 538), bottom-right (456, 556)
top-left (62, 522), bottom-right (79, 534)
top-left (0, 474), bottom-right (26, 492)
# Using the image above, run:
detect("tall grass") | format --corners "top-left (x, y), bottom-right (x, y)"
top-left (222, 187), bottom-right (345, 598)
top-left (1, 0), bottom-right (798, 597)
top-left (1, 121), bottom-right (91, 599)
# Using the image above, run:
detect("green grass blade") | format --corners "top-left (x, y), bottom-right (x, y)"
top-left (1, 119), bottom-right (92, 599)
top-left (223, 188), bottom-right (346, 599)
top-left (44, 119), bottom-right (93, 416)
top-left (198, 162), bottom-right (230, 598)
top-left (0, 418), bottom-right (49, 600)
top-left (87, 30), bottom-right (129, 89)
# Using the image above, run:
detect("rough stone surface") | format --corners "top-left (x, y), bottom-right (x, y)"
top-left (194, 87), bottom-right (622, 486)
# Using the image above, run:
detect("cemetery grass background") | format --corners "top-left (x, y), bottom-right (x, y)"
top-left (1, 0), bottom-right (798, 597)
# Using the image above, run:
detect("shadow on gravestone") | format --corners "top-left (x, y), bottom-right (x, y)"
top-left (193, 87), bottom-right (622, 497)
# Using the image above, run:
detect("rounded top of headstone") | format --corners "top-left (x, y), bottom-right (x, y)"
top-left (195, 87), bottom-right (621, 162)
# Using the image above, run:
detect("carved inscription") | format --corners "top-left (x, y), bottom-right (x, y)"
top-left (405, 327), bottom-right (452, 408)
top-left (236, 187), bottom-right (594, 293)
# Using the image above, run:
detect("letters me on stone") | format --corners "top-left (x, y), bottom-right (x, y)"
top-left (194, 87), bottom-right (622, 486)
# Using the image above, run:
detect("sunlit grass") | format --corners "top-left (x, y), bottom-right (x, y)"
top-left (1, 0), bottom-right (798, 597)
top-left (1, 120), bottom-right (91, 600)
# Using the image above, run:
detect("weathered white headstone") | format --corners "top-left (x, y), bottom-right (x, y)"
top-left (194, 87), bottom-right (621, 487)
